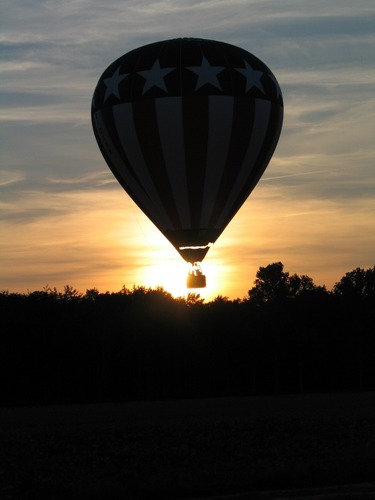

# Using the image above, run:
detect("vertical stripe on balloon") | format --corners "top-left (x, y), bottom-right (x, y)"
top-left (208, 96), bottom-right (255, 227)
top-left (225, 101), bottom-right (283, 230)
top-left (182, 95), bottom-right (209, 228)
top-left (131, 99), bottom-right (181, 229)
top-left (93, 108), bottom-right (167, 229)
top-left (113, 103), bottom-right (174, 230)
top-left (215, 99), bottom-right (271, 229)
top-left (155, 97), bottom-right (191, 228)
top-left (200, 96), bottom-right (234, 228)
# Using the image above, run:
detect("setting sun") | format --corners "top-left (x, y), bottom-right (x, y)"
top-left (133, 227), bottom-right (224, 300)
top-left (1, 1), bottom-right (374, 302)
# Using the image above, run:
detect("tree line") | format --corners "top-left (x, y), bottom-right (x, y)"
top-left (1, 263), bottom-right (374, 407)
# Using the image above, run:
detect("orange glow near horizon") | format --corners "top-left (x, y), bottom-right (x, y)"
top-left (2, 1), bottom-right (375, 308)
top-left (130, 228), bottom-right (227, 301)
top-left (1, 183), bottom-right (374, 301)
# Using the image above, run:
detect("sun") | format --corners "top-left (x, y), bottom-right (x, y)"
top-left (142, 259), bottom-right (191, 298)
top-left (140, 256), bottom-right (222, 301)
top-left (117, 216), bottom-right (226, 301)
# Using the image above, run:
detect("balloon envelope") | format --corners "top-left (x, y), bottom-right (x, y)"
top-left (92, 38), bottom-right (283, 263)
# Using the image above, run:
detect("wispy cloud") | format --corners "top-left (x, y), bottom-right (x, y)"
top-left (1, 0), bottom-right (374, 297)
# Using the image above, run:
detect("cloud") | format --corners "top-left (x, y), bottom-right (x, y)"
top-left (215, 190), bottom-right (375, 291)
top-left (1, 0), bottom-right (374, 298)
top-left (0, 188), bottom-right (144, 290)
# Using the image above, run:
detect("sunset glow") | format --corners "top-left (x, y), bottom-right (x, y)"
top-left (1, 1), bottom-right (374, 300)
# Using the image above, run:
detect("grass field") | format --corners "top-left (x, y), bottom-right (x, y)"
top-left (1, 392), bottom-right (375, 499)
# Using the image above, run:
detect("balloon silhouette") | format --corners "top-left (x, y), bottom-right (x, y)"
top-left (92, 38), bottom-right (283, 288)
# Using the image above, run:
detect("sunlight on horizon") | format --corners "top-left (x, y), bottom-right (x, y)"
top-left (140, 258), bottom-right (226, 301)
top-left (134, 234), bottom-right (225, 301)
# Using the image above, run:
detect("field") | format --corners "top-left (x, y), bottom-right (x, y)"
top-left (1, 392), bottom-right (375, 499)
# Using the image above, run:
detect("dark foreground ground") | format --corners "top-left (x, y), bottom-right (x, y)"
top-left (0, 392), bottom-right (375, 499)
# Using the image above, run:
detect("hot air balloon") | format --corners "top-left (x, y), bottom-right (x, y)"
top-left (91, 38), bottom-right (283, 288)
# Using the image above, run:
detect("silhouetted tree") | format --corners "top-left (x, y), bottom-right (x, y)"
top-left (333, 266), bottom-right (375, 299)
top-left (84, 288), bottom-right (100, 302)
top-left (1, 264), bottom-right (374, 406)
top-left (288, 273), bottom-right (315, 296)
top-left (248, 262), bottom-right (289, 304)
top-left (248, 262), bottom-right (323, 304)
top-left (178, 292), bottom-right (205, 306)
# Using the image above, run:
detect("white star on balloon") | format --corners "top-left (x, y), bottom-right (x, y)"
top-left (137, 59), bottom-right (175, 95)
top-left (235, 60), bottom-right (265, 94)
top-left (187, 56), bottom-right (225, 91)
top-left (103, 66), bottom-right (128, 102)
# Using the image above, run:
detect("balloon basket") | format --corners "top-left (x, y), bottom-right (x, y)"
top-left (186, 262), bottom-right (206, 289)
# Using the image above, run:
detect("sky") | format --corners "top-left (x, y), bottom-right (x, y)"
top-left (1, 0), bottom-right (374, 301)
